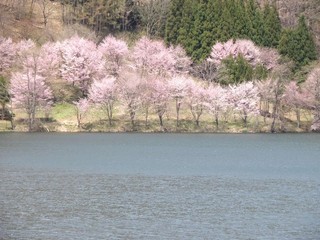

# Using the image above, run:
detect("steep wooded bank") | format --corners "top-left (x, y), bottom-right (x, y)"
top-left (0, 0), bottom-right (320, 133)
top-left (1, 35), bottom-right (320, 133)
top-left (0, 0), bottom-right (319, 50)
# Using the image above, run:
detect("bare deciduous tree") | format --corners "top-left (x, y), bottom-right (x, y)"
top-left (138, 0), bottom-right (170, 36)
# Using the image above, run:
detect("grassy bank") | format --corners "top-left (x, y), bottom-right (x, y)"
top-left (0, 102), bottom-right (312, 133)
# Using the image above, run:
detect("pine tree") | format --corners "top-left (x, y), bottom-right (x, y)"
top-left (189, 0), bottom-right (208, 61)
top-left (0, 75), bottom-right (10, 120)
top-left (233, 0), bottom-right (248, 39)
top-left (219, 0), bottom-right (234, 42)
top-left (219, 54), bottom-right (254, 85)
top-left (295, 16), bottom-right (317, 66)
top-left (279, 16), bottom-right (317, 69)
top-left (246, 0), bottom-right (264, 45)
top-left (262, 3), bottom-right (281, 48)
top-left (177, 0), bottom-right (197, 54)
top-left (165, 0), bottom-right (184, 45)
top-left (197, 0), bottom-right (220, 61)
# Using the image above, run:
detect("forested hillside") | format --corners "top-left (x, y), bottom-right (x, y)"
top-left (0, 0), bottom-right (320, 133)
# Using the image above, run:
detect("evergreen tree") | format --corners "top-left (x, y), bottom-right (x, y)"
top-left (233, 0), bottom-right (248, 39)
top-left (219, 0), bottom-right (234, 42)
top-left (165, 0), bottom-right (184, 45)
top-left (198, 0), bottom-right (220, 61)
top-left (279, 16), bottom-right (317, 69)
top-left (0, 76), bottom-right (10, 120)
top-left (246, 0), bottom-right (264, 45)
top-left (164, 0), bottom-right (286, 62)
top-left (262, 3), bottom-right (281, 48)
top-left (219, 54), bottom-right (254, 85)
top-left (189, 0), bottom-right (208, 61)
top-left (295, 16), bottom-right (318, 66)
top-left (177, 0), bottom-right (197, 54)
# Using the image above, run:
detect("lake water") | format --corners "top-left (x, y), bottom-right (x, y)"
top-left (0, 133), bottom-right (319, 239)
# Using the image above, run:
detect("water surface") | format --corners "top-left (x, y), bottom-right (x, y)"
top-left (0, 133), bottom-right (319, 239)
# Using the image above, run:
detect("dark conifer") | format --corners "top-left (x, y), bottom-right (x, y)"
top-left (262, 3), bottom-right (281, 47)
top-left (165, 0), bottom-right (184, 45)
top-left (279, 16), bottom-right (317, 69)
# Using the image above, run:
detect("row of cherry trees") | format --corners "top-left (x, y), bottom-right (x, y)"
top-left (1, 35), bottom-right (319, 131)
top-left (84, 75), bottom-right (261, 130)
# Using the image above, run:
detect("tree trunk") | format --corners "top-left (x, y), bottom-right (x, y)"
top-left (9, 100), bottom-right (14, 130)
top-left (106, 104), bottom-right (113, 126)
top-left (130, 110), bottom-right (135, 128)
top-left (159, 114), bottom-right (163, 127)
top-left (243, 111), bottom-right (248, 128)
top-left (145, 107), bottom-right (149, 127)
top-left (176, 99), bottom-right (180, 127)
top-left (271, 102), bottom-right (277, 133)
top-left (215, 113), bottom-right (219, 130)
top-left (295, 108), bottom-right (301, 128)
top-left (77, 111), bottom-right (81, 129)
top-left (196, 119), bottom-right (199, 127)
top-left (28, 111), bottom-right (32, 131)
top-left (1, 103), bottom-right (4, 120)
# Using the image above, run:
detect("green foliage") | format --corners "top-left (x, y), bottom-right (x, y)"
top-left (0, 76), bottom-right (10, 106)
top-left (189, 1), bottom-right (208, 61)
top-left (165, 0), bottom-right (283, 61)
top-left (253, 64), bottom-right (268, 80)
top-left (177, 0), bottom-right (197, 55)
top-left (218, 54), bottom-right (254, 85)
top-left (262, 3), bottom-right (282, 48)
top-left (279, 16), bottom-right (317, 69)
top-left (165, 0), bottom-right (184, 45)
top-left (218, 55), bottom-right (269, 85)
top-left (246, 0), bottom-right (262, 44)
top-left (0, 75), bottom-right (10, 120)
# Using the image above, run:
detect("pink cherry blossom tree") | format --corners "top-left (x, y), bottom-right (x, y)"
top-left (168, 75), bottom-right (191, 127)
top-left (302, 67), bottom-right (320, 131)
top-left (207, 39), bottom-right (280, 71)
top-left (132, 36), bottom-right (176, 77)
top-left (186, 81), bottom-right (207, 127)
top-left (139, 75), bottom-right (154, 127)
top-left (73, 98), bottom-right (90, 129)
top-left (10, 54), bottom-right (53, 131)
top-left (98, 35), bottom-right (129, 76)
top-left (15, 39), bottom-right (36, 57)
top-left (88, 76), bottom-right (117, 126)
top-left (0, 37), bottom-right (17, 74)
top-left (60, 36), bottom-right (103, 96)
top-left (256, 79), bottom-right (271, 118)
top-left (118, 74), bottom-right (141, 128)
top-left (169, 45), bottom-right (192, 75)
top-left (229, 82), bottom-right (259, 128)
top-left (150, 78), bottom-right (170, 129)
top-left (283, 81), bottom-right (305, 128)
top-left (38, 41), bottom-right (61, 78)
top-left (259, 47), bottom-right (281, 71)
top-left (208, 39), bottom-right (260, 66)
top-left (256, 65), bottom-right (290, 132)
top-left (205, 84), bottom-right (229, 129)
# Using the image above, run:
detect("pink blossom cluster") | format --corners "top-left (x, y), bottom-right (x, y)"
top-left (59, 36), bottom-right (104, 93)
top-left (98, 35), bottom-right (129, 76)
top-left (0, 37), bottom-right (16, 73)
top-left (132, 36), bottom-right (191, 76)
top-left (85, 73), bottom-right (261, 128)
top-left (4, 35), bottom-right (318, 131)
top-left (208, 39), bottom-right (279, 70)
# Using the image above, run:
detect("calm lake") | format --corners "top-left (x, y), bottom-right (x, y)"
top-left (0, 133), bottom-right (319, 239)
